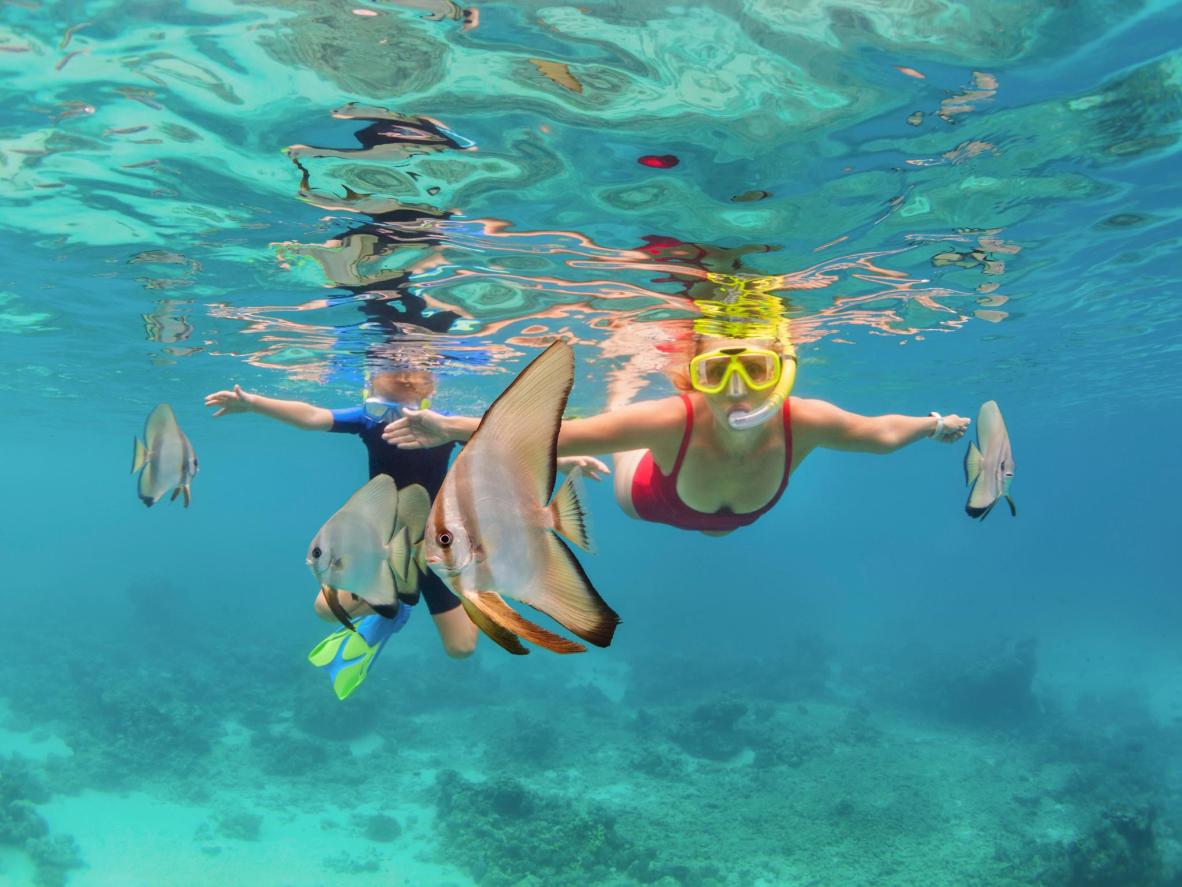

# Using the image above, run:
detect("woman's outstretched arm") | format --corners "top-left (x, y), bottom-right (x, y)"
top-left (382, 396), bottom-right (684, 456)
top-left (792, 398), bottom-right (969, 454)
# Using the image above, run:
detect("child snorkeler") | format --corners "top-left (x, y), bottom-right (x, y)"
top-left (205, 369), bottom-right (480, 663)
top-left (205, 370), bottom-right (607, 696)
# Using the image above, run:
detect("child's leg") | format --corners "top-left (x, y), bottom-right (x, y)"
top-left (432, 607), bottom-right (478, 659)
top-left (313, 588), bottom-right (374, 622)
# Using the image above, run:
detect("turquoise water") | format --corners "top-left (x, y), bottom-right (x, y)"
top-left (2, 0), bottom-right (1182, 884)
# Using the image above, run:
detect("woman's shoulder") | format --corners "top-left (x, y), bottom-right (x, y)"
top-left (788, 397), bottom-right (843, 429)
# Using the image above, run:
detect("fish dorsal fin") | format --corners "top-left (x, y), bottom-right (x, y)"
top-left (527, 533), bottom-right (619, 647)
top-left (340, 475), bottom-right (399, 541)
top-left (394, 483), bottom-right (431, 543)
top-left (388, 525), bottom-right (412, 583)
top-left (964, 442), bottom-right (982, 485)
top-left (549, 468), bottom-right (593, 552)
top-left (132, 437), bottom-right (148, 473)
top-left (467, 590), bottom-right (586, 654)
top-left (144, 403), bottom-right (179, 442)
top-left (465, 340), bottom-right (573, 506)
top-left (458, 596), bottom-right (530, 655)
top-left (976, 400), bottom-right (1006, 448)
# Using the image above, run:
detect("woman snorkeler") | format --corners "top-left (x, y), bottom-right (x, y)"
top-left (380, 325), bottom-right (969, 536)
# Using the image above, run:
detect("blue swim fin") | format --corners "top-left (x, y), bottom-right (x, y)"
top-left (307, 606), bottom-right (411, 700)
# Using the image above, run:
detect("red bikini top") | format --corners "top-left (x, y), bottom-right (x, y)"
top-left (631, 394), bottom-right (792, 532)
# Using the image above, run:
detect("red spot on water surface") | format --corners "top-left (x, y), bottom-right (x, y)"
top-left (638, 154), bottom-right (679, 168)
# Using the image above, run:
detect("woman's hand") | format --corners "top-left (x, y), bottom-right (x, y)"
top-left (557, 455), bottom-right (611, 482)
top-left (933, 413), bottom-right (970, 443)
top-left (382, 408), bottom-right (454, 449)
top-left (205, 385), bottom-right (255, 417)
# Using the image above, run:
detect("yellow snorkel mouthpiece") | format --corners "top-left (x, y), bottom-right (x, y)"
top-left (727, 348), bottom-right (796, 430)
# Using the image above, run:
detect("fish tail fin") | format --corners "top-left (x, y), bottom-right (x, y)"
top-left (532, 533), bottom-right (620, 647)
top-left (964, 441), bottom-right (982, 486)
top-left (459, 596), bottom-right (529, 655)
top-left (132, 437), bottom-right (147, 473)
top-left (549, 468), bottom-right (593, 552)
top-left (1006, 495), bottom-right (1016, 517)
top-left (468, 591), bottom-right (585, 654)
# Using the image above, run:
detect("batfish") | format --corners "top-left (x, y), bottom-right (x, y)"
top-left (423, 340), bottom-right (620, 655)
top-left (964, 400), bottom-right (1016, 519)
top-left (308, 476), bottom-right (430, 630)
top-left (131, 403), bottom-right (198, 507)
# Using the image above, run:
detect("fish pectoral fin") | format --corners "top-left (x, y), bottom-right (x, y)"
top-left (468, 591), bottom-right (585, 654)
top-left (528, 533), bottom-right (620, 648)
top-left (549, 468), bottom-right (593, 552)
top-left (964, 441), bottom-right (982, 486)
top-left (458, 596), bottom-right (529, 655)
top-left (388, 526), bottom-right (412, 583)
top-left (132, 437), bottom-right (147, 473)
top-left (394, 560), bottom-right (422, 608)
top-left (1005, 495), bottom-right (1017, 517)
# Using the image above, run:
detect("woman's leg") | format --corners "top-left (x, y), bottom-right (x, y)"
top-left (612, 449), bottom-right (646, 520)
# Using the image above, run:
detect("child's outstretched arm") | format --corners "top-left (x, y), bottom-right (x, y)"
top-left (204, 385), bottom-right (332, 431)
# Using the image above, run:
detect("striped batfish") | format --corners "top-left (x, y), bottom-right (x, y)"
top-left (131, 403), bottom-right (198, 507)
top-left (964, 400), bottom-right (1016, 519)
top-left (307, 475), bottom-right (430, 631)
top-left (422, 340), bottom-right (620, 655)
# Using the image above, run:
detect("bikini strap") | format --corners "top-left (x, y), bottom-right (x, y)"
top-left (668, 393), bottom-right (694, 477)
top-left (775, 396), bottom-right (793, 495)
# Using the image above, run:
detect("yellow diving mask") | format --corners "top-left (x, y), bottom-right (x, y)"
top-left (689, 347), bottom-right (783, 395)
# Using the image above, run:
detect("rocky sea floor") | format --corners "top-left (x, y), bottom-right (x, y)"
top-left (1, 622), bottom-right (1180, 887)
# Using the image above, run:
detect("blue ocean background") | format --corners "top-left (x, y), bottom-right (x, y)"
top-left (2, 1), bottom-right (1181, 884)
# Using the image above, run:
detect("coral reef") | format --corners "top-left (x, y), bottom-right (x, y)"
top-left (1061, 807), bottom-right (1167, 886)
top-left (435, 770), bottom-right (727, 886)
top-left (0, 757), bottom-right (83, 887)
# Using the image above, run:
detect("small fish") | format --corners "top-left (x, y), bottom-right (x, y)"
top-left (307, 476), bottom-right (430, 631)
top-left (131, 403), bottom-right (198, 507)
top-left (424, 340), bottom-right (620, 655)
top-left (731, 190), bottom-right (770, 202)
top-left (964, 400), bottom-right (1016, 519)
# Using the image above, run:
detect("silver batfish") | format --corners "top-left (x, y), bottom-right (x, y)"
top-left (423, 340), bottom-right (620, 655)
top-left (964, 400), bottom-right (1016, 519)
top-left (131, 403), bottom-right (198, 507)
top-left (307, 475), bottom-right (430, 630)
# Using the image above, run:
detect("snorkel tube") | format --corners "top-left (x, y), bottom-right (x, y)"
top-left (727, 351), bottom-right (797, 430)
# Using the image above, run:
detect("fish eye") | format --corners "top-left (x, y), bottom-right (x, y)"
top-left (437, 532), bottom-right (453, 548)
top-left (312, 546), bottom-right (322, 559)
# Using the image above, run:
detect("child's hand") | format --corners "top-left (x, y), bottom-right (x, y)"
top-left (205, 385), bottom-right (254, 417)
top-left (556, 455), bottom-right (611, 482)
top-left (382, 408), bottom-right (452, 449)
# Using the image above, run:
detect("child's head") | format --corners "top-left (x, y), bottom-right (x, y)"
top-left (370, 369), bottom-right (436, 405)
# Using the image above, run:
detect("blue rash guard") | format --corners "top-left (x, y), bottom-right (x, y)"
top-left (329, 407), bottom-right (459, 615)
